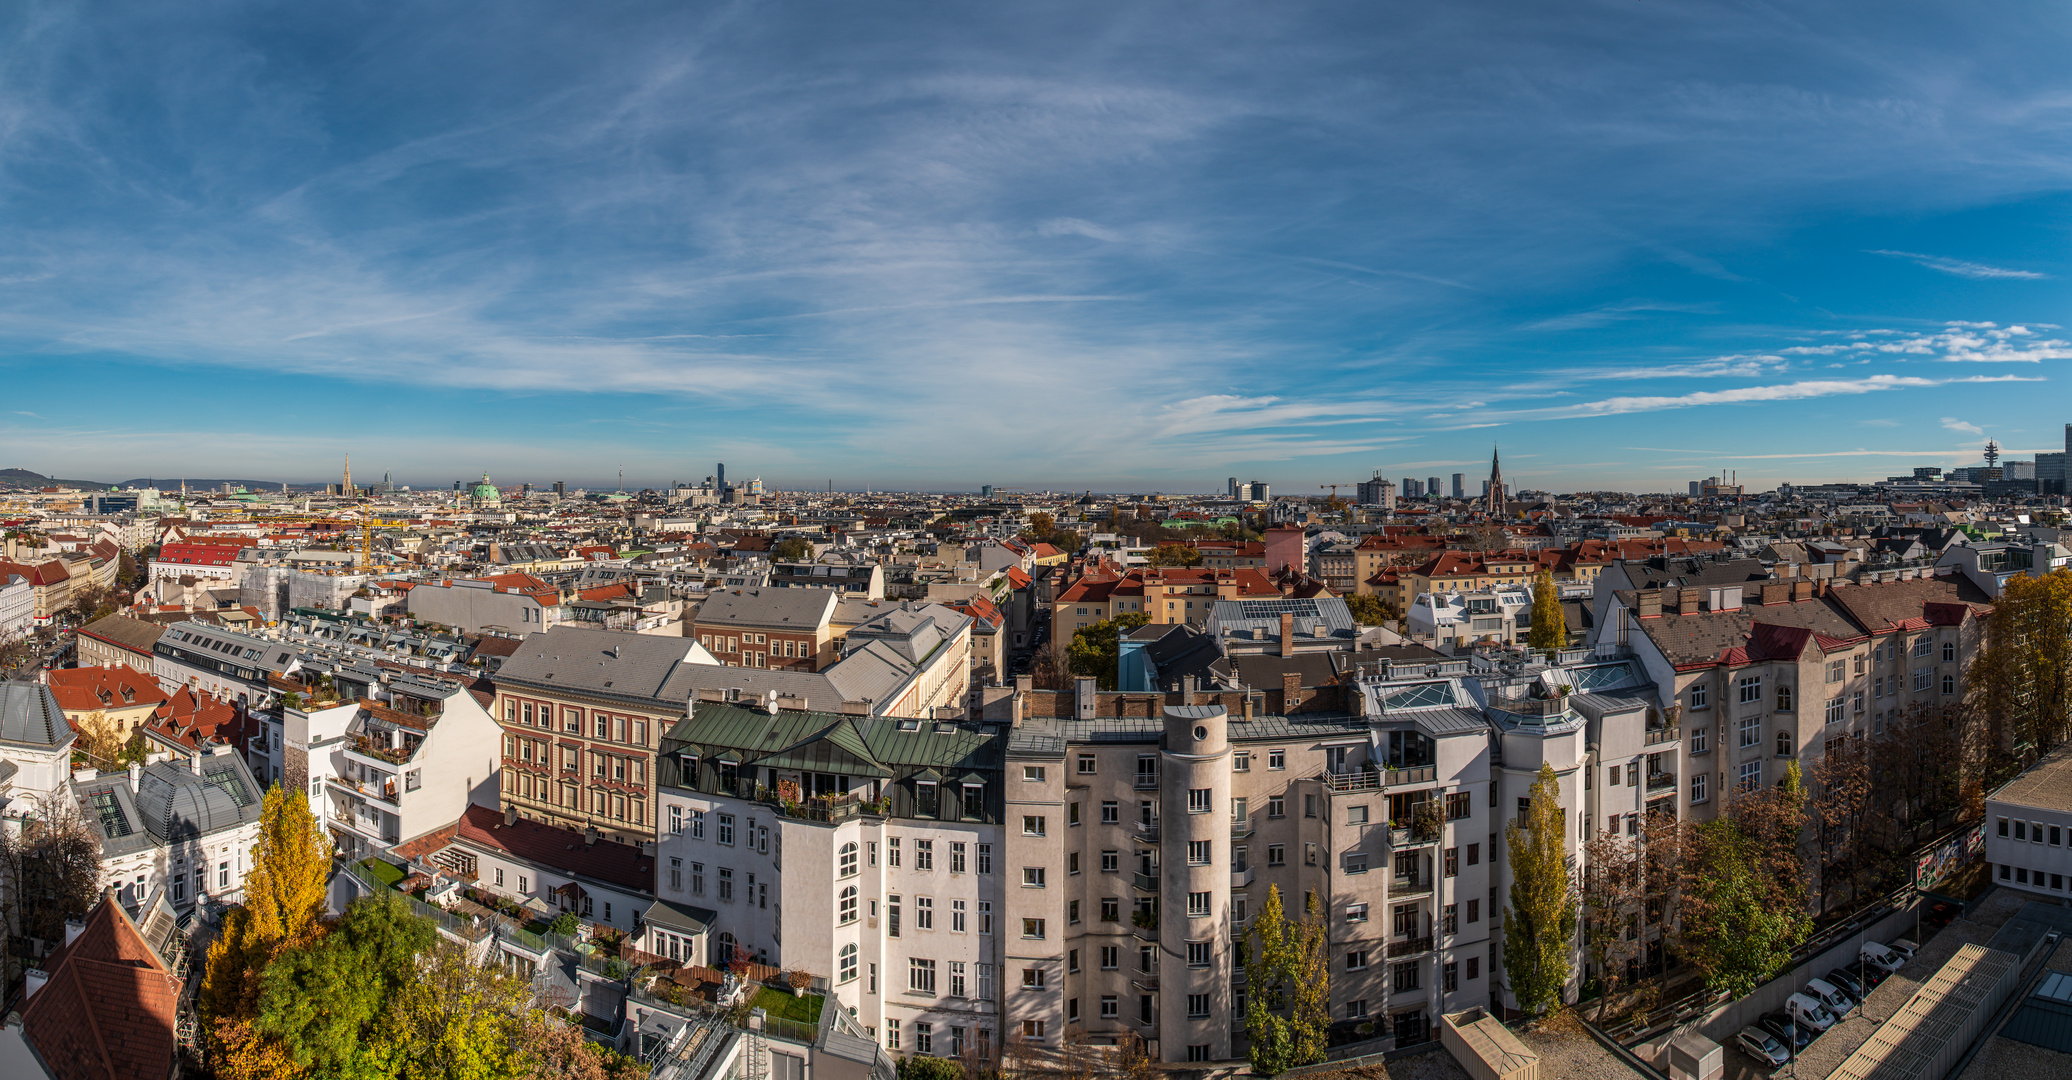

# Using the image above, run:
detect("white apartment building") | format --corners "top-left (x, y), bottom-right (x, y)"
top-left (0, 683), bottom-right (80, 828)
top-left (281, 685), bottom-right (504, 857)
top-left (0, 574), bottom-right (32, 643)
top-left (70, 747), bottom-right (265, 915)
top-left (1404, 588), bottom-right (1531, 650)
top-left (1985, 742), bottom-right (2072, 899)
top-left (654, 702), bottom-right (1009, 1063)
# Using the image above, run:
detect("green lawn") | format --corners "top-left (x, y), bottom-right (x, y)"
top-left (360, 858), bottom-right (406, 889)
top-left (751, 986), bottom-right (824, 1025)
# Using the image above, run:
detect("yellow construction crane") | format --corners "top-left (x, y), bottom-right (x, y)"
top-left (1320, 484), bottom-right (1344, 500)
top-left (358, 519), bottom-right (416, 572)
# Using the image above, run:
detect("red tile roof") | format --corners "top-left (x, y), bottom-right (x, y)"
top-left (45, 666), bottom-right (168, 715)
top-left (157, 542), bottom-right (245, 567)
top-left (20, 893), bottom-right (179, 1080)
top-left (453, 804), bottom-right (654, 893)
top-left (142, 688), bottom-right (249, 753)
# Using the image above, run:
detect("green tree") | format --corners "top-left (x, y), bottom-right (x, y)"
top-left (897, 1057), bottom-right (966, 1080)
top-left (1065, 612), bottom-right (1150, 690)
top-left (1527, 571), bottom-right (1566, 650)
top-left (771, 538), bottom-right (814, 562)
top-left (1147, 543), bottom-right (1203, 568)
top-left (257, 891), bottom-right (437, 1077)
top-left (1968, 569), bottom-right (2072, 781)
top-left (1504, 762), bottom-right (1579, 1016)
top-left (1678, 819), bottom-right (1805, 998)
top-left (1344, 593), bottom-right (1389, 626)
top-left (1243, 885), bottom-right (1330, 1075)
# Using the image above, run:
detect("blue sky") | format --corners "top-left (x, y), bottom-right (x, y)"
top-left (2, 1), bottom-right (2070, 493)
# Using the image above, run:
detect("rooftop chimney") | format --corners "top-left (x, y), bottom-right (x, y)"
top-left (504, 805), bottom-right (518, 827)
top-left (1075, 677), bottom-right (1097, 721)
top-left (63, 919), bottom-right (85, 947)
top-left (127, 762), bottom-right (142, 794)
top-left (1279, 612), bottom-right (1296, 658)
top-left (23, 968), bottom-right (47, 999)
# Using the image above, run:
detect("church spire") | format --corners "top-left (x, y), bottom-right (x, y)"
top-left (1485, 445), bottom-right (1504, 516)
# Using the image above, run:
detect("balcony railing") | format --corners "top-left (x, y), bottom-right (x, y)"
top-left (1134, 819), bottom-right (1160, 842)
top-left (1646, 772), bottom-right (1676, 793)
top-left (1389, 825), bottom-right (1440, 848)
top-left (1230, 820), bottom-right (1255, 840)
top-left (1318, 766), bottom-right (1436, 793)
top-left (1390, 877), bottom-right (1432, 898)
top-left (1643, 726), bottom-right (1681, 747)
top-left (1386, 936), bottom-right (1434, 959)
top-left (1132, 872), bottom-right (1160, 893)
top-left (1231, 866), bottom-right (1255, 889)
top-left (328, 775), bottom-right (399, 807)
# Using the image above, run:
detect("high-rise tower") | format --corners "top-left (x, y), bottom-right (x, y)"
top-left (1484, 446), bottom-right (1505, 515)
top-left (342, 456), bottom-right (353, 496)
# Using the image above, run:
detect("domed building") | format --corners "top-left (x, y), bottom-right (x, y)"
top-left (0, 682), bottom-right (78, 825)
top-left (70, 745), bottom-right (265, 915)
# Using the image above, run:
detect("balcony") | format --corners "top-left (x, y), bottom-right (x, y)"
top-left (1132, 872), bottom-right (1160, 893)
top-left (1390, 876), bottom-right (1432, 899)
top-left (1389, 825), bottom-right (1440, 849)
top-left (1386, 936), bottom-right (1434, 959)
top-left (1230, 820), bottom-right (1255, 840)
top-left (1231, 866), bottom-right (1255, 889)
top-left (327, 775), bottom-right (399, 809)
top-left (1645, 771), bottom-right (1676, 793)
top-left (1318, 765), bottom-right (1438, 793)
top-left (1643, 726), bottom-right (1680, 747)
top-left (1134, 819), bottom-right (1161, 843)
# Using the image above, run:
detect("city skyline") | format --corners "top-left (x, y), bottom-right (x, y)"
top-left (2, 2), bottom-right (2070, 489)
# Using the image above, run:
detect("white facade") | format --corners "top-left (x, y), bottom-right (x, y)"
top-left (1985, 744), bottom-right (2072, 900)
top-left (71, 747), bottom-right (265, 915)
top-left (1405, 587), bottom-right (1530, 649)
top-left (295, 688), bottom-right (504, 855)
top-left (0, 575), bottom-right (31, 643)
top-left (653, 785), bottom-right (1008, 1059)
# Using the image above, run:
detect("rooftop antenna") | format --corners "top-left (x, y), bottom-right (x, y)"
top-left (1984, 440), bottom-right (2001, 469)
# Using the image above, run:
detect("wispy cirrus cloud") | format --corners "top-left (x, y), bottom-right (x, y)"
top-left (1869, 250), bottom-right (2051, 280)
top-left (1941, 417), bottom-right (1985, 437)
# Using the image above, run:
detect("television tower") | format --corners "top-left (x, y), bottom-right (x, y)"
top-left (1984, 440), bottom-right (2001, 469)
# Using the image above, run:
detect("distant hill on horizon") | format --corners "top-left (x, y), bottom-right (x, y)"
top-left (1, 468), bottom-right (328, 492)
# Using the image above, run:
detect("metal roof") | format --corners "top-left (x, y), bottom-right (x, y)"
top-left (0, 682), bottom-right (73, 750)
top-left (1827, 943), bottom-right (2024, 1080)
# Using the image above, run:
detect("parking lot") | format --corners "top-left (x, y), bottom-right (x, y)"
top-left (1707, 890), bottom-right (2028, 1080)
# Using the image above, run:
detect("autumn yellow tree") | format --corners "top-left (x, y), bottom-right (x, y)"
top-left (73, 709), bottom-right (129, 766)
top-left (200, 785), bottom-right (333, 1078)
top-left (1527, 571), bottom-right (1566, 651)
top-left (1968, 569), bottom-right (2072, 781)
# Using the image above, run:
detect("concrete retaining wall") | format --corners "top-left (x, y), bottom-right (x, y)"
top-left (1687, 900), bottom-right (1926, 1045)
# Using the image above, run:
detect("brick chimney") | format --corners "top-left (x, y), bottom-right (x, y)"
top-left (1761, 582), bottom-right (1789, 606)
top-left (1635, 590), bottom-right (1663, 618)
top-left (1282, 672), bottom-right (1302, 711)
top-left (1280, 612), bottom-right (1296, 658)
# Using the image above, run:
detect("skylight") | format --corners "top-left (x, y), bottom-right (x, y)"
top-left (1380, 682), bottom-right (1453, 710)
top-left (91, 790), bottom-right (132, 837)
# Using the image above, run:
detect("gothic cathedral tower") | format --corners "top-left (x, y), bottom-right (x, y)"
top-left (1484, 446), bottom-right (1504, 516)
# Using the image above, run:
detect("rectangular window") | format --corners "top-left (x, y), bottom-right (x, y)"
top-left (886, 1020), bottom-right (899, 1050)
top-left (1347, 902), bottom-right (1368, 923)
top-left (1188, 788), bottom-right (1211, 814)
top-left (1187, 993), bottom-right (1210, 1018)
top-left (910, 959), bottom-right (936, 994)
top-left (1342, 853), bottom-right (1368, 874)
top-left (950, 961), bottom-right (966, 997)
top-left (978, 901), bottom-right (993, 934)
top-left (1078, 753), bottom-right (1097, 774)
top-left (915, 840), bottom-right (933, 871)
top-left (1100, 801), bottom-right (1119, 824)
top-left (1023, 867), bottom-right (1046, 887)
top-left (1069, 802), bottom-right (1080, 826)
top-left (1690, 682), bottom-right (1708, 709)
top-left (889, 896), bottom-right (900, 937)
top-left (718, 868), bottom-right (733, 901)
top-left (1233, 751), bottom-right (1250, 772)
top-left (1739, 714), bottom-right (1760, 748)
top-left (916, 896), bottom-right (933, 929)
top-left (1467, 898), bottom-right (1479, 923)
top-left (1269, 749), bottom-right (1286, 770)
top-left (1023, 765), bottom-right (1046, 782)
top-left (1268, 795), bottom-right (1285, 818)
top-left (1443, 961), bottom-right (1459, 993)
top-left (717, 814), bottom-right (734, 845)
top-left (1346, 950), bottom-right (1368, 971)
top-left (1738, 760), bottom-right (1761, 792)
top-left (1022, 815), bottom-right (1046, 836)
top-left (950, 842), bottom-right (966, 873)
top-left (1187, 891), bottom-right (1211, 917)
top-left (1187, 942), bottom-right (1211, 967)
top-left (1739, 676), bottom-right (1762, 704)
top-left (1827, 659), bottom-right (1846, 684)
top-left (1267, 844), bottom-right (1285, 866)
top-left (889, 838), bottom-right (901, 867)
top-left (1468, 957), bottom-right (1479, 981)
top-left (1467, 843), bottom-right (1479, 865)
top-left (1826, 696), bottom-right (1845, 724)
top-left (1022, 918), bottom-right (1045, 939)
top-left (1188, 840), bottom-right (1211, 865)
top-left (1348, 805), bottom-right (1369, 825)
top-left (1101, 850), bottom-right (1119, 872)
top-left (1101, 995), bottom-right (1118, 1017)
top-left (977, 844), bottom-right (993, 874)
top-left (1690, 772), bottom-right (1708, 805)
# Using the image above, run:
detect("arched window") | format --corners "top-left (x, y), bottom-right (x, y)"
top-left (711, 931), bottom-right (738, 968)
top-left (839, 842), bottom-right (859, 878)
top-left (840, 943), bottom-right (859, 983)
top-left (1942, 673), bottom-right (1956, 696)
top-left (839, 885), bottom-right (858, 924)
top-left (1776, 685), bottom-right (1793, 711)
top-left (1776, 730), bottom-right (1793, 759)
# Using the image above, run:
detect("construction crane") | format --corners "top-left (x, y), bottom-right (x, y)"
top-left (1320, 484), bottom-right (1344, 500)
top-left (358, 519), bottom-right (416, 572)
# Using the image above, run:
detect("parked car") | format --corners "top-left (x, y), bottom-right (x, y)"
top-left (1806, 978), bottom-right (1856, 1016)
top-left (1925, 902), bottom-right (1960, 929)
top-left (1759, 1010), bottom-right (1815, 1052)
top-left (1825, 967), bottom-right (1869, 1000)
top-left (1888, 938), bottom-right (1920, 962)
top-left (1736, 1026), bottom-right (1790, 1067)
top-left (1862, 941), bottom-right (1909, 971)
top-left (1788, 993), bottom-right (1837, 1031)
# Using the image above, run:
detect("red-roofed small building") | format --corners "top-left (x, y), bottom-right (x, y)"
top-left (6, 891), bottom-right (181, 1080)
top-left (1052, 566), bottom-right (1281, 651)
top-left (43, 665), bottom-right (168, 742)
top-left (147, 541), bottom-right (247, 586)
top-left (440, 804), bottom-right (655, 935)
